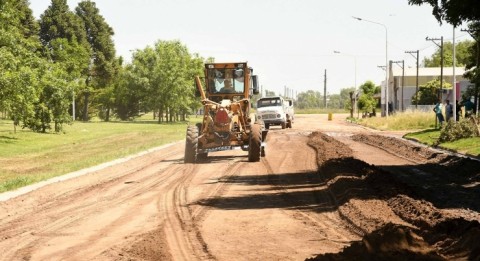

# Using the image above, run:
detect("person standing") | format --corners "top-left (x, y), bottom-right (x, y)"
top-left (464, 98), bottom-right (474, 117)
top-left (433, 100), bottom-right (444, 128)
top-left (456, 100), bottom-right (462, 121)
top-left (445, 99), bottom-right (453, 122)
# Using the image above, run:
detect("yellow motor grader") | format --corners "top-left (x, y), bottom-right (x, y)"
top-left (184, 62), bottom-right (266, 163)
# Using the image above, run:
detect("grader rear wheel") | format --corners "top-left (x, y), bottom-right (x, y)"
top-left (248, 124), bottom-right (262, 162)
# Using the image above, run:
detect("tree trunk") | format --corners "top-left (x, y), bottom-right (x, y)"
top-left (349, 91), bottom-right (354, 118)
top-left (105, 107), bottom-right (110, 122)
top-left (158, 107), bottom-right (163, 123)
top-left (83, 91), bottom-right (89, 122)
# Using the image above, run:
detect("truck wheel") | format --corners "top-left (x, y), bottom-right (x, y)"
top-left (287, 120), bottom-right (292, 128)
top-left (184, 125), bottom-right (199, 163)
top-left (248, 124), bottom-right (262, 162)
top-left (281, 122), bottom-right (286, 129)
top-left (261, 146), bottom-right (266, 157)
top-left (265, 123), bottom-right (270, 130)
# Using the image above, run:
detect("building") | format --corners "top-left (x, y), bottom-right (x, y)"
top-left (383, 66), bottom-right (473, 114)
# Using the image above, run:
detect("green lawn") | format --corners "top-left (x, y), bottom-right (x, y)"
top-left (296, 108), bottom-right (348, 114)
top-left (405, 129), bottom-right (480, 156)
top-left (0, 115), bottom-right (202, 192)
top-left (360, 111), bottom-right (480, 157)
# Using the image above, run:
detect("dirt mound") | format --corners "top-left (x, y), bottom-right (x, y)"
top-left (306, 131), bottom-right (480, 261)
top-left (105, 227), bottom-right (173, 261)
top-left (306, 223), bottom-right (443, 261)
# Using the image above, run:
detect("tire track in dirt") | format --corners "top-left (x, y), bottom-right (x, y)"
top-left (161, 158), bottom-right (248, 261)
top-left (0, 147), bottom-right (186, 260)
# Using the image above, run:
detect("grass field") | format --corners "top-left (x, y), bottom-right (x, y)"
top-left (357, 110), bottom-right (437, 131)
top-left (295, 108), bottom-right (348, 114)
top-left (0, 114), bottom-right (202, 192)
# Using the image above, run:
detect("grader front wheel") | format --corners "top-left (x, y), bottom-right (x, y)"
top-left (184, 125), bottom-right (199, 163)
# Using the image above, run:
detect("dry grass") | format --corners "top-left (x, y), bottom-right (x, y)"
top-left (358, 110), bottom-right (436, 131)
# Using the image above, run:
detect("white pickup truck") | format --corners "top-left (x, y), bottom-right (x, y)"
top-left (256, 96), bottom-right (294, 129)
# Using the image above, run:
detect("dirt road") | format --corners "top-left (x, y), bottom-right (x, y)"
top-left (1, 114), bottom-right (479, 260)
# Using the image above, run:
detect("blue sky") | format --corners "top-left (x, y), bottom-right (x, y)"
top-left (30, 0), bottom-right (471, 96)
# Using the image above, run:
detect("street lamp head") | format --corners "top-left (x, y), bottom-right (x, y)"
top-left (333, 50), bottom-right (340, 54)
top-left (352, 16), bottom-right (362, 21)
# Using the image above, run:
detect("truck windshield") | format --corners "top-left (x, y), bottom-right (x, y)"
top-left (207, 68), bottom-right (245, 94)
top-left (257, 98), bottom-right (282, 108)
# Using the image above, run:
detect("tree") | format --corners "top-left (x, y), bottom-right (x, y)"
top-left (357, 81), bottom-right (380, 115)
top-left (114, 40), bottom-right (203, 122)
top-left (327, 94), bottom-right (341, 109)
top-left (0, 0), bottom-right (45, 132)
top-left (408, 0), bottom-right (480, 26)
top-left (423, 40), bottom-right (474, 67)
top-left (39, 0), bottom-right (90, 127)
top-left (113, 64), bottom-right (149, 120)
top-left (296, 90), bottom-right (322, 109)
top-left (462, 22), bottom-right (480, 114)
top-left (340, 87), bottom-right (356, 111)
top-left (412, 79), bottom-right (452, 105)
top-left (75, 0), bottom-right (117, 121)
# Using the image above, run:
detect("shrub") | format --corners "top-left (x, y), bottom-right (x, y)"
top-left (438, 118), bottom-right (479, 143)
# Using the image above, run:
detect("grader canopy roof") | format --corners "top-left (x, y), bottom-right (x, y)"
top-left (204, 63), bottom-right (252, 99)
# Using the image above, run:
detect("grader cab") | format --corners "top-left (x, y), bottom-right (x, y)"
top-left (184, 62), bottom-right (266, 163)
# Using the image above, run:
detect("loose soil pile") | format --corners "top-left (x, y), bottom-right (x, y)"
top-left (306, 132), bottom-right (480, 261)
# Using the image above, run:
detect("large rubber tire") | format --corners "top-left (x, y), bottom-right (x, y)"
top-left (184, 125), bottom-right (199, 163)
top-left (281, 122), bottom-right (286, 129)
top-left (194, 123), bottom-right (208, 160)
top-left (248, 124), bottom-right (262, 162)
top-left (265, 123), bottom-right (270, 130)
top-left (287, 120), bottom-right (292, 128)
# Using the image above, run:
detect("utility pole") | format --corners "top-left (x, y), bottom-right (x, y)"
top-left (377, 65), bottom-right (387, 115)
top-left (324, 69), bottom-right (327, 108)
top-left (453, 26), bottom-right (457, 122)
top-left (392, 60), bottom-right (405, 111)
top-left (426, 36), bottom-right (444, 103)
top-left (405, 50), bottom-right (419, 109)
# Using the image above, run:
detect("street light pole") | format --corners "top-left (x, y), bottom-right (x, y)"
top-left (353, 16), bottom-right (388, 117)
top-left (334, 50), bottom-right (357, 117)
top-left (405, 50), bottom-right (419, 109)
top-left (392, 60), bottom-right (405, 111)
